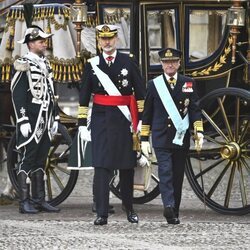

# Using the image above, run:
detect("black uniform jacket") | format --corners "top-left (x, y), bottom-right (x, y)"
top-left (79, 52), bottom-right (145, 169)
top-left (141, 73), bottom-right (202, 149)
top-left (11, 55), bottom-right (59, 149)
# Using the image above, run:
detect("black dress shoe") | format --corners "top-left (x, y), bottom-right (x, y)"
top-left (92, 202), bottom-right (115, 214)
top-left (94, 217), bottom-right (107, 226)
top-left (35, 202), bottom-right (60, 213)
top-left (167, 217), bottom-right (180, 224)
top-left (164, 206), bottom-right (180, 225)
top-left (127, 210), bottom-right (139, 224)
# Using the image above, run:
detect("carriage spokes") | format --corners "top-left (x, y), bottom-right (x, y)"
top-left (186, 87), bottom-right (250, 215)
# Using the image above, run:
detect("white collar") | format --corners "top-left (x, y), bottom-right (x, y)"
top-left (26, 52), bottom-right (45, 62)
top-left (103, 50), bottom-right (117, 61)
top-left (164, 73), bottom-right (178, 81)
top-left (25, 52), bottom-right (47, 71)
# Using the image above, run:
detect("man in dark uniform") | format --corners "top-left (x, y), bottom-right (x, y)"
top-left (141, 48), bottom-right (203, 224)
top-left (78, 24), bottom-right (145, 225)
top-left (11, 25), bottom-right (60, 214)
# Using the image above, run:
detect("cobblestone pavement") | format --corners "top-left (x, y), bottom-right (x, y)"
top-left (0, 170), bottom-right (249, 250)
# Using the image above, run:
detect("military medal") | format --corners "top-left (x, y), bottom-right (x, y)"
top-left (182, 82), bottom-right (193, 92)
top-left (122, 79), bottom-right (128, 87)
top-left (121, 68), bottom-right (128, 76)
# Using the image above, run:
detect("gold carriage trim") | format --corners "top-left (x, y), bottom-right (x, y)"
top-left (78, 106), bottom-right (88, 119)
top-left (5, 6), bottom-right (70, 33)
top-left (193, 120), bottom-right (203, 132)
top-left (103, 8), bottom-right (130, 25)
top-left (0, 51), bottom-right (93, 84)
top-left (0, 64), bottom-right (12, 83)
top-left (48, 52), bottom-right (92, 84)
top-left (141, 124), bottom-right (150, 137)
top-left (4, 5), bottom-right (97, 52)
top-left (187, 37), bottom-right (233, 77)
top-left (0, 58), bottom-right (14, 83)
top-left (137, 100), bottom-right (144, 113)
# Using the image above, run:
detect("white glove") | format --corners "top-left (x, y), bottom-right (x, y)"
top-left (78, 126), bottom-right (91, 141)
top-left (141, 141), bottom-right (151, 158)
top-left (195, 132), bottom-right (204, 151)
top-left (20, 123), bottom-right (31, 138)
top-left (50, 121), bottom-right (58, 136)
top-left (137, 120), bottom-right (142, 133)
top-left (137, 153), bottom-right (150, 167)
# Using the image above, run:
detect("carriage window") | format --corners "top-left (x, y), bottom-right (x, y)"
top-left (189, 9), bottom-right (227, 61)
top-left (147, 9), bottom-right (177, 65)
top-left (102, 7), bottom-right (131, 52)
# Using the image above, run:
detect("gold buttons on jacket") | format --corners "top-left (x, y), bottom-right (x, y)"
top-left (168, 124), bottom-right (171, 127)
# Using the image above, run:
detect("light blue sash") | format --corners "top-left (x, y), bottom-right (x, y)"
top-left (153, 75), bottom-right (189, 146)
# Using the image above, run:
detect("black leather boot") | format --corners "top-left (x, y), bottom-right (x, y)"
top-left (31, 170), bottom-right (60, 213)
top-left (17, 172), bottom-right (39, 214)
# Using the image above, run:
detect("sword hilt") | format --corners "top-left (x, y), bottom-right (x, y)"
top-left (194, 128), bottom-right (202, 152)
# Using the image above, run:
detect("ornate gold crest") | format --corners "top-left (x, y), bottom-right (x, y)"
top-left (165, 49), bottom-right (173, 57)
top-left (101, 25), bottom-right (110, 32)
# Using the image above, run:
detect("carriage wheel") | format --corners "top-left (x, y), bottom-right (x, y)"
top-left (185, 87), bottom-right (250, 215)
top-left (110, 153), bottom-right (160, 204)
top-left (7, 123), bottom-right (79, 206)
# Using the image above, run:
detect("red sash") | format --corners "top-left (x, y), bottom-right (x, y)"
top-left (93, 94), bottom-right (138, 132)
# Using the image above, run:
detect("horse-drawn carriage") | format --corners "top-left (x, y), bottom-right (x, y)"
top-left (0, 0), bottom-right (249, 215)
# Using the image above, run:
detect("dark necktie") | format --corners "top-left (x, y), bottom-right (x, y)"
top-left (106, 56), bottom-right (114, 67)
top-left (168, 77), bottom-right (176, 89)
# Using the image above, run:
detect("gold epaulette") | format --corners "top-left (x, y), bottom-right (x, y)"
top-left (13, 58), bottom-right (30, 71)
top-left (137, 100), bottom-right (144, 113)
top-left (78, 105), bottom-right (88, 119)
top-left (193, 120), bottom-right (203, 132)
top-left (141, 124), bottom-right (150, 137)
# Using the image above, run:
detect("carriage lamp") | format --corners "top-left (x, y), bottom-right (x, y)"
top-left (227, 4), bottom-right (246, 64)
top-left (71, 0), bottom-right (88, 58)
top-left (227, 6), bottom-right (245, 26)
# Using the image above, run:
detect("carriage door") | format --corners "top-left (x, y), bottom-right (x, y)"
top-left (140, 3), bottom-right (181, 82)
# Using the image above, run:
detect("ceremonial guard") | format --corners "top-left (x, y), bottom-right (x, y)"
top-left (141, 48), bottom-right (204, 224)
top-left (11, 25), bottom-right (60, 214)
top-left (78, 24), bottom-right (145, 225)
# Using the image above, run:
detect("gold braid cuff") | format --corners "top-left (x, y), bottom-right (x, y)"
top-left (193, 120), bottom-right (203, 132)
top-left (137, 100), bottom-right (144, 113)
top-left (78, 106), bottom-right (88, 119)
top-left (141, 124), bottom-right (150, 137)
